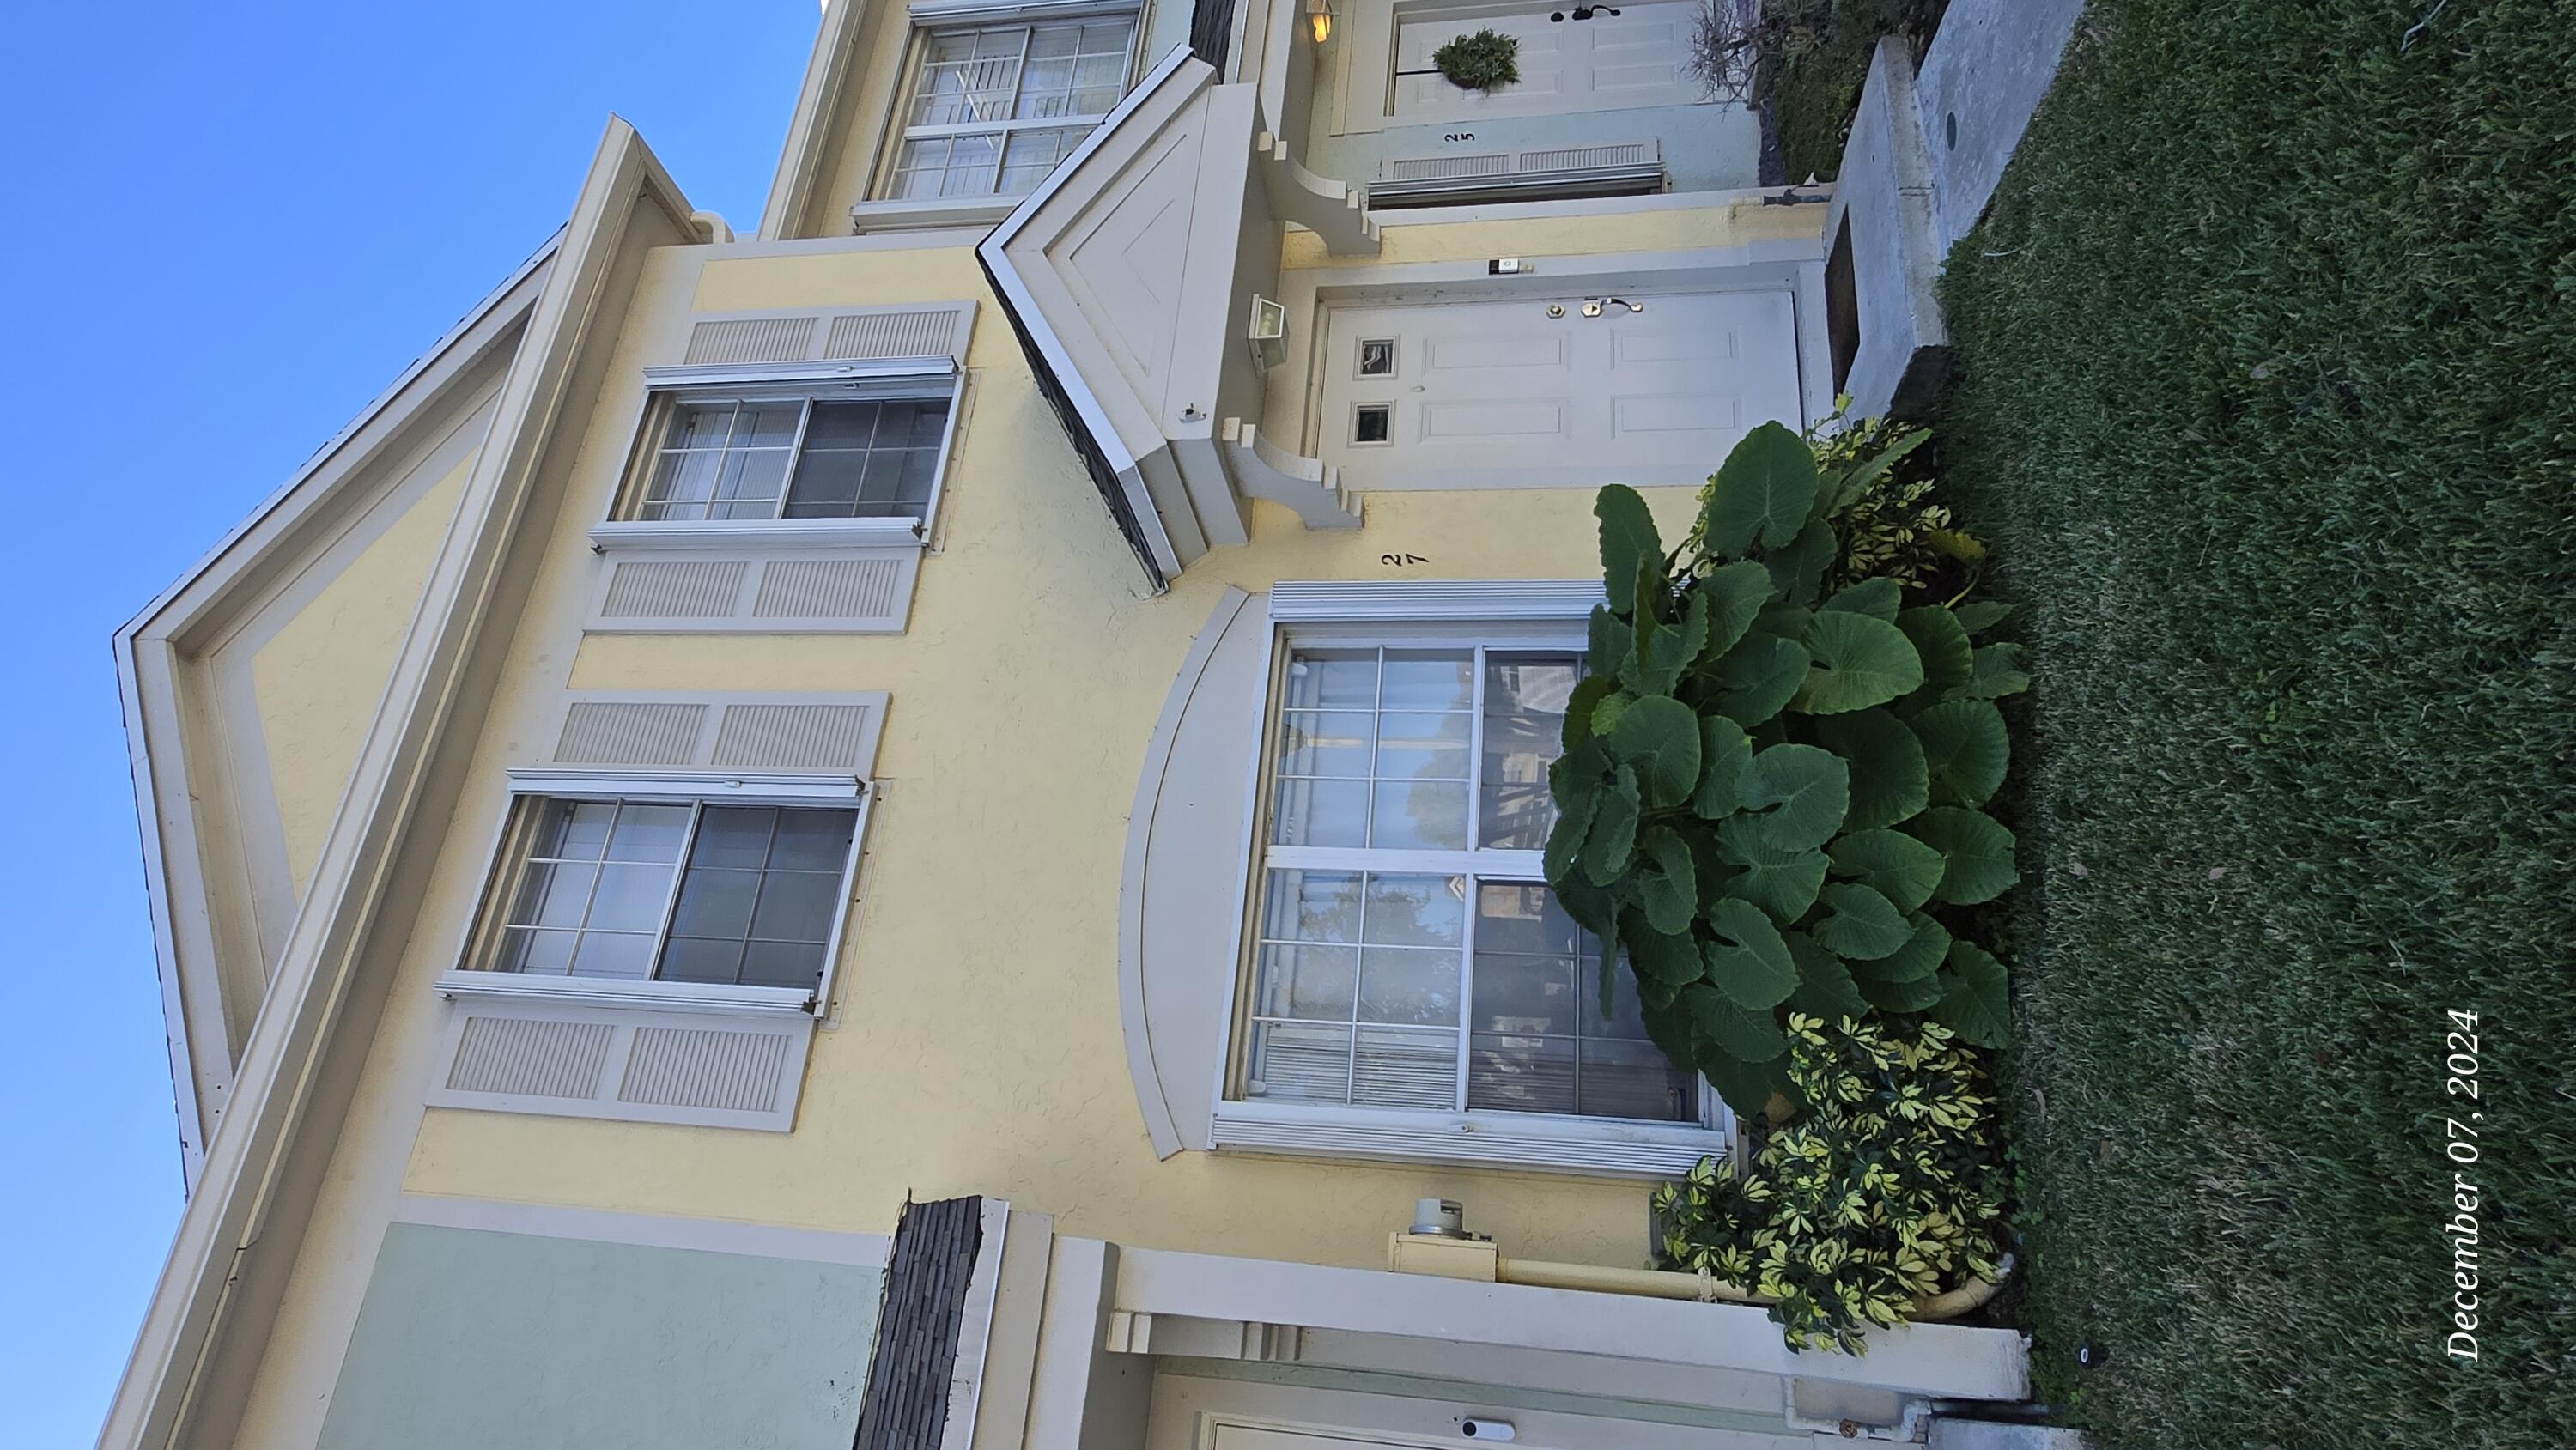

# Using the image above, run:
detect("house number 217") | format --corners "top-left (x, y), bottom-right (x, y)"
top-left (1382, 552), bottom-right (1429, 567)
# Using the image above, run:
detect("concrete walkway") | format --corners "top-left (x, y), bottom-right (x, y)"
top-left (1822, 0), bottom-right (2087, 419)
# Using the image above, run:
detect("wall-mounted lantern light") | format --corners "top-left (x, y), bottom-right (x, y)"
top-left (1248, 295), bottom-right (1288, 370)
top-left (1306, 0), bottom-right (1334, 44)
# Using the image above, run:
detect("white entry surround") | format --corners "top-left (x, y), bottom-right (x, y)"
top-left (945, 1214), bottom-right (2032, 1450)
top-left (1268, 235), bottom-right (1837, 495)
top-left (981, 38), bottom-right (1816, 580)
top-left (1319, 287), bottom-right (1804, 490)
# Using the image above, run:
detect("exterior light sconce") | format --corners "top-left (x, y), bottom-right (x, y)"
top-left (1248, 295), bottom-right (1288, 370)
top-left (1307, 0), bottom-right (1334, 44)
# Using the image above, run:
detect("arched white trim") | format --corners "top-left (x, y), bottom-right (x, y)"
top-left (1117, 586), bottom-right (1267, 1157)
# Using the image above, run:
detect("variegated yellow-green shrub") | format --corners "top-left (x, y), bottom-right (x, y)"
top-left (1653, 1014), bottom-right (2007, 1353)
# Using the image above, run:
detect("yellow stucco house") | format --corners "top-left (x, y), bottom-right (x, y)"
top-left (104, 3), bottom-right (2028, 1447)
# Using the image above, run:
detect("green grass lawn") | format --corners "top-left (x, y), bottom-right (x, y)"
top-left (1930, 1), bottom-right (2576, 1445)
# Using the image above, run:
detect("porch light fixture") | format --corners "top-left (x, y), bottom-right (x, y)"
top-left (1248, 294), bottom-right (1288, 370)
top-left (1306, 0), bottom-right (1333, 44)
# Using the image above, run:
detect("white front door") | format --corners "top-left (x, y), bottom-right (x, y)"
top-left (1391, 0), bottom-right (1708, 123)
top-left (1319, 288), bottom-right (1805, 491)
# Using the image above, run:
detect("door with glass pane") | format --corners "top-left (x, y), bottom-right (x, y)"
top-left (887, 13), bottom-right (1141, 199)
top-left (1242, 644), bottom-right (1700, 1125)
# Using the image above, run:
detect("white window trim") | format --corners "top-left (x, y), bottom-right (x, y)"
top-left (1211, 1100), bottom-right (1732, 1179)
top-left (1207, 584), bottom-right (1733, 1180)
top-left (434, 971), bottom-right (813, 1019)
top-left (908, 0), bottom-right (1123, 21)
top-left (600, 367), bottom-right (967, 545)
top-left (849, 195), bottom-right (1025, 235)
top-left (585, 517), bottom-right (927, 553)
top-left (439, 770), bottom-right (875, 1019)
top-left (877, 3), bottom-right (1145, 204)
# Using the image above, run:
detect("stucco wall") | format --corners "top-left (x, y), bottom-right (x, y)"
top-left (226, 209), bottom-right (1746, 1444)
top-left (252, 457), bottom-right (471, 892)
top-left (396, 235), bottom-right (1712, 1271)
top-left (318, 1223), bottom-right (878, 1450)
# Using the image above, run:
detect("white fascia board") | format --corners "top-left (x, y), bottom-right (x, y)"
top-left (758, 0), bottom-right (872, 240)
top-left (115, 236), bottom-right (559, 645)
top-left (112, 235), bottom-right (558, 1185)
top-left (96, 118), bottom-right (702, 1450)
top-left (979, 42), bottom-right (1210, 580)
top-left (986, 42), bottom-right (1205, 252)
top-left (1111, 1247), bottom-right (2032, 1402)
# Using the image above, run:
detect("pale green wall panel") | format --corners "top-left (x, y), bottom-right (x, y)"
top-left (319, 1223), bottom-right (881, 1450)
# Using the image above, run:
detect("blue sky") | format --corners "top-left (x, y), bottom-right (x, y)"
top-left (0, 5), bottom-right (821, 1441)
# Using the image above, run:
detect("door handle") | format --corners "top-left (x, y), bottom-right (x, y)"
top-left (1581, 297), bottom-right (1643, 317)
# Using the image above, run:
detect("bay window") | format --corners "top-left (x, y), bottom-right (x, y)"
top-left (886, 13), bottom-right (1142, 201)
top-left (1231, 639), bottom-right (1709, 1138)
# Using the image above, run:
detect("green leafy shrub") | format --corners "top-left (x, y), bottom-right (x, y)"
top-left (1545, 419), bottom-right (2024, 1113)
top-left (1654, 1013), bottom-right (2007, 1352)
top-left (1432, 28), bottom-right (1521, 91)
top-left (1803, 404), bottom-right (1984, 597)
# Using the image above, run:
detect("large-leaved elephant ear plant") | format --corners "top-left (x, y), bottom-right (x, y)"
top-left (1545, 421), bottom-right (2026, 1115)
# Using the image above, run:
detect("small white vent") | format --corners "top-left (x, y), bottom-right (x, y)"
top-left (1520, 142), bottom-right (1657, 171)
top-left (1372, 139), bottom-right (1664, 209)
top-left (619, 1026), bottom-right (793, 1113)
top-left (555, 702), bottom-right (708, 767)
top-left (713, 703), bottom-right (873, 772)
top-left (752, 557), bottom-right (905, 619)
top-left (1384, 152), bottom-right (1512, 181)
top-left (537, 691), bottom-right (886, 780)
top-left (585, 547), bottom-right (920, 634)
top-left (684, 316), bottom-right (822, 366)
top-left (670, 303), bottom-right (975, 371)
top-left (428, 1004), bottom-right (814, 1132)
top-left (600, 559), bottom-right (750, 619)
top-left (447, 1015), bottom-right (614, 1099)
top-left (823, 308), bottom-right (967, 361)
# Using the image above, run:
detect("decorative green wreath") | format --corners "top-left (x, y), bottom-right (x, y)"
top-left (1433, 28), bottom-right (1522, 91)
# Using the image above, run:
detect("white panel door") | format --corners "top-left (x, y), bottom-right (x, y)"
top-left (1320, 289), bottom-right (1803, 490)
top-left (1391, 1), bottom-right (1706, 122)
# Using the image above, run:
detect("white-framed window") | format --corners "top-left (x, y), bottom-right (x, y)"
top-left (617, 384), bottom-right (961, 527)
top-left (462, 790), bottom-right (866, 1008)
top-left (1229, 633), bottom-right (1711, 1132)
top-left (884, 11), bottom-right (1141, 200)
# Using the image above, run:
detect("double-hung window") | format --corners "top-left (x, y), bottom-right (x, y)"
top-left (886, 13), bottom-right (1140, 200)
top-left (480, 797), bottom-right (862, 997)
top-left (621, 388), bottom-right (957, 526)
top-left (1233, 637), bottom-right (1708, 1135)
top-left (432, 691), bottom-right (882, 1131)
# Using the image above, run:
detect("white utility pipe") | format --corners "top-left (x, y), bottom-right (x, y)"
top-left (1491, 1253), bottom-right (2014, 1320)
